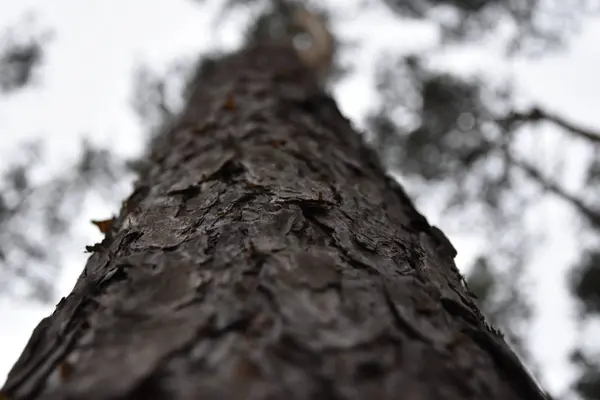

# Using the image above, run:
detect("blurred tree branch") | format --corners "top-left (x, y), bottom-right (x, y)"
top-left (500, 107), bottom-right (600, 146)
top-left (504, 151), bottom-right (600, 228)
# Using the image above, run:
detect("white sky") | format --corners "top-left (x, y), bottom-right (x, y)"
top-left (1, 0), bottom-right (599, 397)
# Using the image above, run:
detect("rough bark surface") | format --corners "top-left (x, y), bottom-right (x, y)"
top-left (2, 45), bottom-right (548, 400)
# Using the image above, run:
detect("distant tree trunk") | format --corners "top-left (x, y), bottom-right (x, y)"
top-left (1, 43), bottom-right (549, 400)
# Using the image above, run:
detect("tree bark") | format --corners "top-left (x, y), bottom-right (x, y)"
top-left (2, 44), bottom-right (549, 400)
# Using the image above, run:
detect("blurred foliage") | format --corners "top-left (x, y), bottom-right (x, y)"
top-left (0, 16), bottom-right (129, 302)
top-left (368, 54), bottom-right (600, 224)
top-left (0, 140), bottom-right (128, 302)
top-left (0, 15), bottom-right (51, 93)
top-left (212, 0), bottom-right (597, 56)
top-left (570, 246), bottom-right (600, 400)
top-left (571, 250), bottom-right (600, 316)
top-left (380, 0), bottom-right (597, 55)
top-left (571, 349), bottom-right (600, 400)
top-left (130, 62), bottom-right (187, 135)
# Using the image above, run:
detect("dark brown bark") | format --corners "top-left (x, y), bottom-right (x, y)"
top-left (2, 44), bottom-right (549, 400)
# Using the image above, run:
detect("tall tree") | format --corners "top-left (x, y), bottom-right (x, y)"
top-left (1, 5), bottom-right (548, 400)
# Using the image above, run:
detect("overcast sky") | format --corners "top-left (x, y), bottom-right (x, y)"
top-left (1, 0), bottom-right (599, 396)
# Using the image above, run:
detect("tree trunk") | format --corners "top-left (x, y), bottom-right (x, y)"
top-left (1, 44), bottom-right (548, 400)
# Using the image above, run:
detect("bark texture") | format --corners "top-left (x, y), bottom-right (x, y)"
top-left (2, 45), bottom-right (548, 400)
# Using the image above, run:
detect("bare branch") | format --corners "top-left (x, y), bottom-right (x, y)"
top-left (500, 107), bottom-right (600, 146)
top-left (505, 152), bottom-right (600, 228)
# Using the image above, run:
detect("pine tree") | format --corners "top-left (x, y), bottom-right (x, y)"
top-left (1, 9), bottom-right (549, 400)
